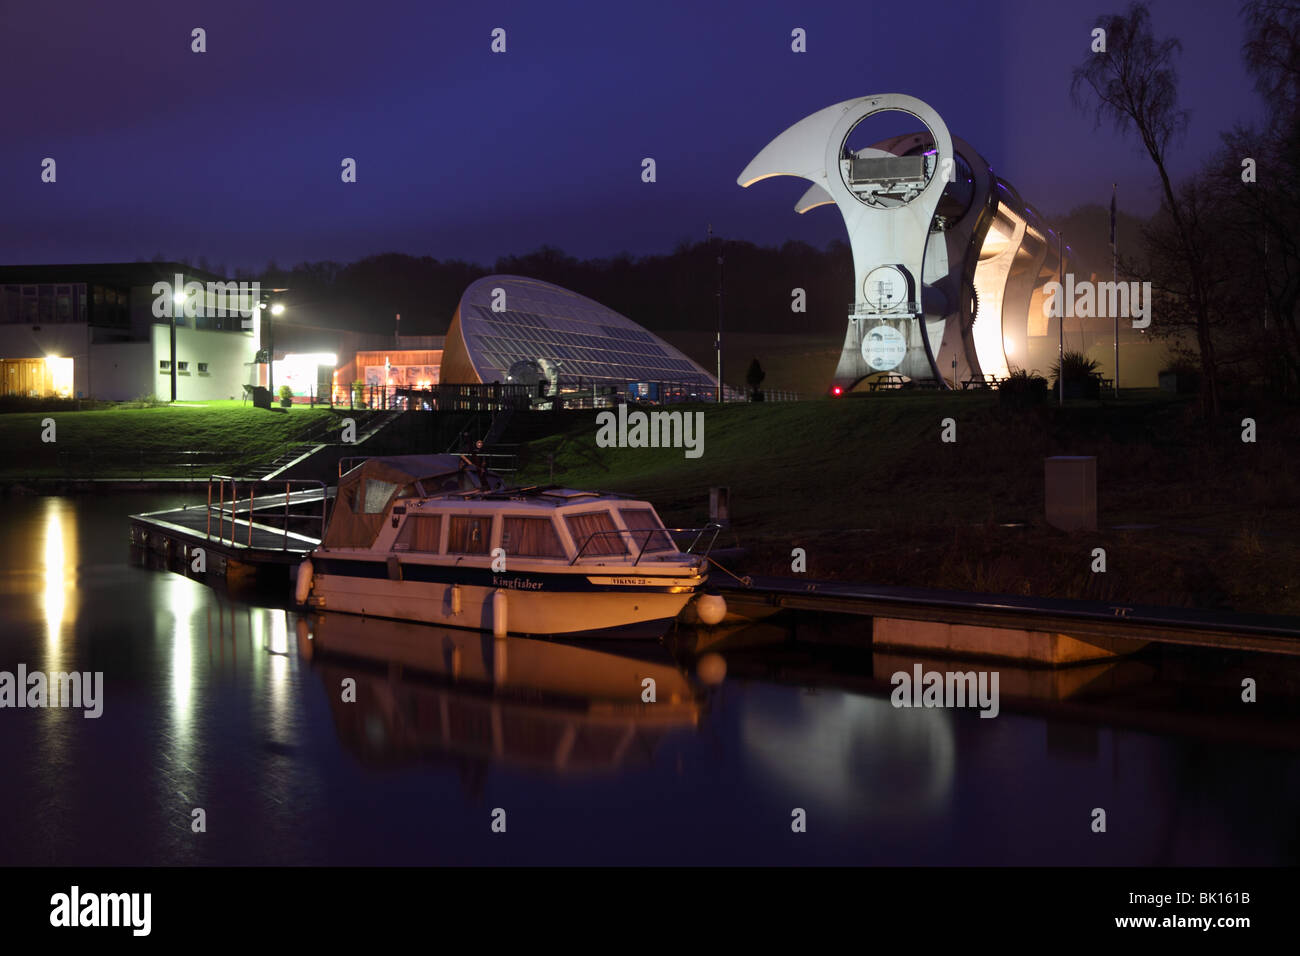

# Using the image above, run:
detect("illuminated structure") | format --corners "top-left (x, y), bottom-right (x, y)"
top-left (0, 263), bottom-right (261, 401)
top-left (739, 93), bottom-right (1082, 390)
top-left (441, 275), bottom-right (717, 396)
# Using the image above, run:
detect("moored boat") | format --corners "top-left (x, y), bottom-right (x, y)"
top-left (298, 454), bottom-right (719, 637)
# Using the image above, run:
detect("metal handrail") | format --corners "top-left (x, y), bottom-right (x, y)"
top-left (671, 523), bottom-right (722, 557)
top-left (205, 474), bottom-right (330, 549)
top-left (568, 523), bottom-right (721, 567)
top-left (569, 528), bottom-right (659, 566)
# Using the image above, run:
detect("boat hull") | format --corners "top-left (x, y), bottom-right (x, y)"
top-left (307, 558), bottom-right (702, 637)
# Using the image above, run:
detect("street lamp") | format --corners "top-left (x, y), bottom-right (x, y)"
top-left (171, 290), bottom-right (188, 402)
top-left (259, 296), bottom-right (286, 394)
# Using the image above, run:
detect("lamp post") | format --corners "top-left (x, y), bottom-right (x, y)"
top-left (712, 227), bottom-right (724, 403)
top-left (171, 289), bottom-right (186, 402)
top-left (1111, 183), bottom-right (1119, 398)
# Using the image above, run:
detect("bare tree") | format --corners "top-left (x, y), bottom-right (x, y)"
top-left (1073, 2), bottom-right (1219, 414)
top-left (1236, 0), bottom-right (1300, 399)
top-left (1243, 0), bottom-right (1300, 109)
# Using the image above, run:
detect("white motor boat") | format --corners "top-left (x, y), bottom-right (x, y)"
top-left (297, 454), bottom-right (719, 637)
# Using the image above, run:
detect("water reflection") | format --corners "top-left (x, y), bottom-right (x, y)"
top-left (302, 612), bottom-right (702, 776)
top-left (741, 692), bottom-right (956, 821)
top-left (41, 496), bottom-right (78, 661)
top-left (2, 494), bottom-right (1298, 864)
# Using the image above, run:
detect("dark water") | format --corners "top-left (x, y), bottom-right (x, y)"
top-left (1, 494), bottom-right (1298, 865)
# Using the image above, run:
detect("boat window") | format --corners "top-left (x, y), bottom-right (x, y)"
top-left (395, 482), bottom-right (421, 499)
top-left (565, 510), bottom-right (628, 556)
top-left (618, 508), bottom-right (674, 552)
top-left (447, 515), bottom-right (492, 555)
top-left (393, 514), bottom-right (442, 552)
top-left (503, 516), bottom-right (565, 558)
top-left (361, 479), bottom-right (399, 514)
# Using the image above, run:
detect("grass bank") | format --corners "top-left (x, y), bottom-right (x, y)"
top-left (515, 390), bottom-right (1300, 615)
top-left (0, 400), bottom-right (344, 478)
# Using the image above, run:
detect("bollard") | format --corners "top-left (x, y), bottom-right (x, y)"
top-left (709, 487), bottom-right (731, 529)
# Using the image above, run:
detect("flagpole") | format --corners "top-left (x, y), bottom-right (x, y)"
top-left (1058, 230), bottom-right (1064, 407)
top-left (1112, 183), bottom-right (1119, 398)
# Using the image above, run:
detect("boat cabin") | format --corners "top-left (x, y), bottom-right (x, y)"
top-left (320, 455), bottom-right (687, 567)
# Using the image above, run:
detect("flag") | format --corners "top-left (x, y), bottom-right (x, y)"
top-left (1109, 184), bottom-right (1117, 253)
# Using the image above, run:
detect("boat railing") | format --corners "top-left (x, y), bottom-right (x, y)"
top-left (570, 523), bottom-right (722, 567)
top-left (671, 523), bottom-right (723, 557)
top-left (206, 475), bottom-right (329, 550)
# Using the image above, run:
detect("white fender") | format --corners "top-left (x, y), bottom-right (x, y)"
top-left (492, 589), bottom-right (508, 638)
top-left (294, 558), bottom-right (314, 605)
top-left (696, 592), bottom-right (727, 626)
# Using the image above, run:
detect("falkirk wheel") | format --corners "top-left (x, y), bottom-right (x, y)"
top-left (739, 93), bottom-right (1082, 391)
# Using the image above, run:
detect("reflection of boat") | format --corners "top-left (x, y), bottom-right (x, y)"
top-left (304, 611), bottom-right (701, 773)
top-left (299, 455), bottom-right (717, 637)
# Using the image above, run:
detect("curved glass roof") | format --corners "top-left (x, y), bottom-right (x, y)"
top-left (452, 276), bottom-right (715, 386)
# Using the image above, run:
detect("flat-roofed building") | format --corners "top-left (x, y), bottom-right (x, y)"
top-left (0, 262), bottom-right (260, 401)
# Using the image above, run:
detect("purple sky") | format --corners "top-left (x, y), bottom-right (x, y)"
top-left (1, 0), bottom-right (1256, 271)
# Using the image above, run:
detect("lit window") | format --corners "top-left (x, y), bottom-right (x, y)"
top-left (361, 479), bottom-right (398, 514)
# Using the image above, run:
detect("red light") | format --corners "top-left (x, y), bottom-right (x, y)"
top-left (831, 385), bottom-right (844, 396)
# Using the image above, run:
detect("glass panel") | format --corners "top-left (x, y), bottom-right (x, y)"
top-left (394, 514), bottom-right (442, 552)
top-left (503, 516), bottom-right (565, 558)
top-left (565, 510), bottom-right (627, 556)
top-left (361, 479), bottom-right (398, 514)
top-left (447, 515), bottom-right (491, 554)
top-left (619, 508), bottom-right (674, 551)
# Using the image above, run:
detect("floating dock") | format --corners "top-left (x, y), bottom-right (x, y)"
top-left (713, 575), bottom-right (1300, 659)
top-left (129, 476), bottom-right (328, 585)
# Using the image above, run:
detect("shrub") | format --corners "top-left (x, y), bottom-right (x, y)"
top-left (1050, 351), bottom-right (1102, 399)
top-left (998, 368), bottom-right (1049, 407)
top-left (278, 385), bottom-right (294, 403)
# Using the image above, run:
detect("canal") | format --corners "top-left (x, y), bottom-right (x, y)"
top-left (1, 494), bottom-right (1297, 865)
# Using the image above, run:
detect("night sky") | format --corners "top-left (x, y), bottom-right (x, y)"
top-left (2, 0), bottom-right (1255, 271)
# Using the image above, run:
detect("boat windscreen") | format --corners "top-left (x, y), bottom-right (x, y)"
top-left (618, 507), bottom-right (675, 551)
top-left (565, 511), bottom-right (629, 556)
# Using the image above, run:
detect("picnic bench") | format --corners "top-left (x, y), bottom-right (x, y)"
top-left (867, 373), bottom-right (908, 391)
top-left (962, 374), bottom-right (1005, 390)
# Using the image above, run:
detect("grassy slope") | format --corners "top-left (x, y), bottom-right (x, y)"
top-left (662, 330), bottom-right (843, 398)
top-left (0, 400), bottom-right (341, 477)
top-left (516, 392), bottom-right (1300, 613)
